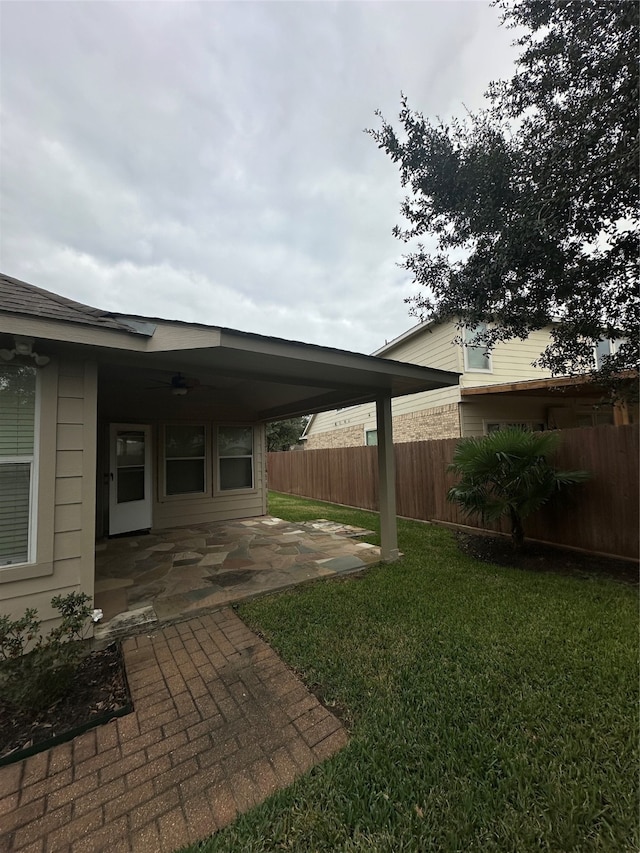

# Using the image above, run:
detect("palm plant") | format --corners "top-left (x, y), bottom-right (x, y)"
top-left (447, 428), bottom-right (590, 550)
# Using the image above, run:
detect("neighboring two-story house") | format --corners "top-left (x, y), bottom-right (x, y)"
top-left (303, 319), bottom-right (629, 449)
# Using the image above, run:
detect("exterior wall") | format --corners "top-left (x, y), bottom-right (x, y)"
top-left (460, 327), bottom-right (554, 389)
top-left (460, 395), bottom-right (615, 436)
top-left (304, 423), bottom-right (367, 450)
top-left (393, 403), bottom-right (460, 441)
top-left (305, 394), bottom-right (462, 449)
top-left (305, 322), bottom-right (565, 449)
top-left (152, 423), bottom-right (267, 528)
top-left (1, 358), bottom-right (97, 631)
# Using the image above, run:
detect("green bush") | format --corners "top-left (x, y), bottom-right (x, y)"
top-left (0, 592), bottom-right (93, 709)
top-left (447, 428), bottom-right (590, 550)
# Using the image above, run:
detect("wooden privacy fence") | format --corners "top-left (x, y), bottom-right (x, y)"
top-left (267, 424), bottom-right (639, 560)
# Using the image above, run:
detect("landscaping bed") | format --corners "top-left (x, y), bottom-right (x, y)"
top-left (0, 643), bottom-right (131, 765)
top-left (455, 530), bottom-right (638, 584)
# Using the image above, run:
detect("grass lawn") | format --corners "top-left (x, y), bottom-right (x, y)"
top-left (192, 492), bottom-right (638, 852)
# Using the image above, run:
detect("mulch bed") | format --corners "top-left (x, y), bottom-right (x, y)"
top-left (456, 531), bottom-right (639, 585)
top-left (0, 643), bottom-right (131, 763)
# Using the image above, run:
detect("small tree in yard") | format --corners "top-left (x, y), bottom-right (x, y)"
top-left (447, 428), bottom-right (589, 550)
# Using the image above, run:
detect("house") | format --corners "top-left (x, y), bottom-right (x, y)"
top-left (0, 274), bottom-right (459, 629)
top-left (303, 318), bottom-right (632, 449)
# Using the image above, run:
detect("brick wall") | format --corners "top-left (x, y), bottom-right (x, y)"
top-left (393, 403), bottom-right (461, 442)
top-left (304, 424), bottom-right (364, 450)
top-left (304, 403), bottom-right (460, 449)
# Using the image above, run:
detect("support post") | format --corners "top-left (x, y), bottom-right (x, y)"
top-left (376, 393), bottom-right (399, 562)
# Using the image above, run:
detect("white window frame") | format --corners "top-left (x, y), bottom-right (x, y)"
top-left (215, 425), bottom-right (255, 494)
top-left (365, 428), bottom-right (378, 446)
top-left (593, 338), bottom-right (622, 371)
top-left (0, 364), bottom-right (40, 568)
top-left (161, 423), bottom-right (209, 499)
top-left (463, 324), bottom-right (493, 373)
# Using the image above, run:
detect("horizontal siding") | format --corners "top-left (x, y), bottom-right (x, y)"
top-left (54, 503), bottom-right (82, 533)
top-left (3, 358), bottom-right (97, 633)
top-left (55, 476), bottom-right (82, 505)
top-left (384, 321), bottom-right (460, 372)
top-left (462, 328), bottom-right (554, 388)
top-left (151, 423), bottom-right (266, 528)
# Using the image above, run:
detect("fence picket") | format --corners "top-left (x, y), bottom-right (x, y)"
top-left (268, 425), bottom-right (639, 559)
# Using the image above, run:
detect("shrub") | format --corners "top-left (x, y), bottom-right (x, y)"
top-left (0, 592), bottom-right (93, 709)
top-left (447, 428), bottom-right (590, 550)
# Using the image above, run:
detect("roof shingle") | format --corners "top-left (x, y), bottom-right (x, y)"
top-left (0, 273), bottom-right (143, 334)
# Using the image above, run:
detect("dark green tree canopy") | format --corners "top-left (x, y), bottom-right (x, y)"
top-left (266, 417), bottom-right (308, 452)
top-left (369, 0), bottom-right (639, 389)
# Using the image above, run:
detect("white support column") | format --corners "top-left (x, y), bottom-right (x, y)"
top-left (376, 393), bottom-right (399, 562)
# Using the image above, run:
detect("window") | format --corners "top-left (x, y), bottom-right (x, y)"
top-left (164, 425), bottom-right (206, 495)
top-left (485, 421), bottom-right (545, 434)
top-left (464, 323), bottom-right (492, 372)
top-left (594, 338), bottom-right (623, 370)
top-left (218, 426), bottom-right (254, 490)
top-left (365, 429), bottom-right (378, 446)
top-left (0, 364), bottom-right (37, 566)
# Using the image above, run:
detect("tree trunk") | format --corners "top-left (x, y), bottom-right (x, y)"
top-left (509, 508), bottom-right (525, 551)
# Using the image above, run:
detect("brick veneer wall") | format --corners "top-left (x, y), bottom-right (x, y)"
top-left (304, 403), bottom-right (461, 450)
top-left (304, 424), bottom-right (364, 450)
top-left (393, 403), bottom-right (461, 442)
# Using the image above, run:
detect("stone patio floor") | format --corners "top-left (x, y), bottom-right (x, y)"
top-left (0, 609), bottom-right (349, 852)
top-left (94, 516), bottom-right (381, 638)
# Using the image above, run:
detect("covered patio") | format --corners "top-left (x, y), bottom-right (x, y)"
top-left (94, 515), bottom-right (381, 636)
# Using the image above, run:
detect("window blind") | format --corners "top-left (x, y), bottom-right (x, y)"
top-left (0, 365), bottom-right (36, 566)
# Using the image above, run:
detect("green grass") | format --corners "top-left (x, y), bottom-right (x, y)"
top-left (192, 491), bottom-right (638, 852)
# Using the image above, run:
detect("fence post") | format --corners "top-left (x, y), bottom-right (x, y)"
top-left (377, 393), bottom-right (399, 561)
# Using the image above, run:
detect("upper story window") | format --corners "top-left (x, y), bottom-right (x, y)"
top-left (0, 364), bottom-right (37, 566)
top-left (594, 338), bottom-right (622, 370)
top-left (464, 323), bottom-right (492, 372)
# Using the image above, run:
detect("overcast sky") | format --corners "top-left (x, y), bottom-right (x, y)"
top-left (1, 1), bottom-right (519, 354)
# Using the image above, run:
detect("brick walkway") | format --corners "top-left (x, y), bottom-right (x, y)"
top-left (0, 609), bottom-right (348, 852)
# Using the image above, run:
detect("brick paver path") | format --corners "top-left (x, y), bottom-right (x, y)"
top-left (0, 609), bottom-right (348, 852)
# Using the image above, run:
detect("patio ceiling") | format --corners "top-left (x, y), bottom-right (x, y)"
top-left (64, 326), bottom-right (459, 421)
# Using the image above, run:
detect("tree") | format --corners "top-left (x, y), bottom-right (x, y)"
top-left (266, 417), bottom-right (309, 452)
top-left (368, 0), bottom-right (639, 392)
top-left (447, 428), bottom-right (589, 550)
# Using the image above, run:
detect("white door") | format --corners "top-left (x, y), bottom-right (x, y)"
top-left (109, 424), bottom-right (152, 535)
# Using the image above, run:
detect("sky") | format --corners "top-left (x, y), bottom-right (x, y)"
top-left (1, 1), bottom-right (519, 355)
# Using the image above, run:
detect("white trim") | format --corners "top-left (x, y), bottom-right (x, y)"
top-left (215, 424), bottom-right (256, 494)
top-left (0, 363), bottom-right (39, 568)
top-left (162, 423), bottom-right (209, 499)
top-left (463, 324), bottom-right (493, 373)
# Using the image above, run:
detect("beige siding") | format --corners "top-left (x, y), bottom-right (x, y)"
top-left (305, 322), bottom-right (566, 449)
top-left (152, 423), bottom-right (267, 528)
top-left (383, 321), bottom-right (461, 372)
top-left (1, 358), bottom-right (98, 633)
top-left (459, 395), bottom-right (601, 436)
top-left (461, 328), bottom-right (555, 388)
top-left (305, 387), bottom-right (463, 449)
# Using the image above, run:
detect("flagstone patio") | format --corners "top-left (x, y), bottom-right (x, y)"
top-left (94, 517), bottom-right (380, 638)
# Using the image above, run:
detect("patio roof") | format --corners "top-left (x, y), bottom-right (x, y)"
top-left (2, 275), bottom-right (460, 420)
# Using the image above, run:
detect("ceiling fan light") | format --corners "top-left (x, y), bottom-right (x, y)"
top-left (172, 386), bottom-right (188, 396)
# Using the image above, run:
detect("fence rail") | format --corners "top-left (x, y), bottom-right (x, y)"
top-left (267, 424), bottom-right (639, 560)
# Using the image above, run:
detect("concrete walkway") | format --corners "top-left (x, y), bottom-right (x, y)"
top-left (0, 609), bottom-right (349, 853)
top-left (94, 516), bottom-right (380, 636)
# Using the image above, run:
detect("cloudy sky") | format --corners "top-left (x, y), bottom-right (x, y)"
top-left (1, 1), bottom-right (518, 355)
